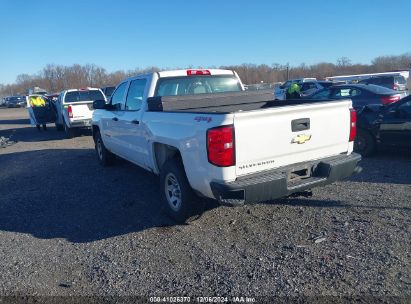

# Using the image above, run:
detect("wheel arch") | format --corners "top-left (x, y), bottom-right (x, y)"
top-left (153, 142), bottom-right (182, 174)
top-left (92, 124), bottom-right (100, 141)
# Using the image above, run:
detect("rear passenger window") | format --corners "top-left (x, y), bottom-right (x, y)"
top-left (395, 76), bottom-right (406, 84)
top-left (126, 79), bottom-right (147, 111)
top-left (111, 82), bottom-right (128, 111)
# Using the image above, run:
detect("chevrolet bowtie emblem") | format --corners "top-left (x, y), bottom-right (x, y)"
top-left (291, 134), bottom-right (312, 144)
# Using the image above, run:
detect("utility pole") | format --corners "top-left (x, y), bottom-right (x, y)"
top-left (286, 64), bottom-right (290, 80)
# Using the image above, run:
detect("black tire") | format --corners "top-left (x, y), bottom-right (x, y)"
top-left (94, 130), bottom-right (115, 166)
top-left (55, 122), bottom-right (64, 131)
top-left (354, 128), bottom-right (375, 156)
top-left (63, 119), bottom-right (75, 138)
top-left (160, 158), bottom-right (203, 223)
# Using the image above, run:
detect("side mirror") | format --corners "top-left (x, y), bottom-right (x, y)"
top-left (93, 99), bottom-right (107, 110)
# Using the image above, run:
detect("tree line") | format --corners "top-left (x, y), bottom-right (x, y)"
top-left (1, 53), bottom-right (410, 96)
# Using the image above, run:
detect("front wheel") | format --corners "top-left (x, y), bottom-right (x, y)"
top-left (160, 158), bottom-right (203, 223)
top-left (94, 130), bottom-right (115, 166)
top-left (354, 129), bottom-right (375, 156)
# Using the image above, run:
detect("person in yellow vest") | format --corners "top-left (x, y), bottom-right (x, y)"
top-left (30, 95), bottom-right (46, 107)
top-left (30, 95), bottom-right (48, 131)
top-left (286, 83), bottom-right (301, 99)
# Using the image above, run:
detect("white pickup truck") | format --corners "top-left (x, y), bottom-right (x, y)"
top-left (54, 88), bottom-right (106, 138)
top-left (92, 69), bottom-right (361, 222)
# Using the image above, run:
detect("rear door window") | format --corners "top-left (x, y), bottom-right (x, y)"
top-left (331, 87), bottom-right (362, 98)
top-left (395, 76), bottom-right (406, 85)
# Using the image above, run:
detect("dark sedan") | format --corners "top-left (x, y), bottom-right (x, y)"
top-left (305, 84), bottom-right (405, 109)
top-left (6, 96), bottom-right (26, 108)
top-left (354, 95), bottom-right (411, 156)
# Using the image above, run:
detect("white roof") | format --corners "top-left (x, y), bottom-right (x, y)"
top-left (64, 87), bottom-right (102, 92)
top-left (158, 69), bottom-right (234, 78)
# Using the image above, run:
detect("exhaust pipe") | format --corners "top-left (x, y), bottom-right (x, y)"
top-left (353, 166), bottom-right (363, 174)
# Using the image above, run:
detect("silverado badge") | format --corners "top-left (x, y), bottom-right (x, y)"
top-left (291, 134), bottom-right (312, 144)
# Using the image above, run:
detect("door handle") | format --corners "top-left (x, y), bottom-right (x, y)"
top-left (131, 120), bottom-right (140, 125)
top-left (112, 117), bottom-right (118, 121)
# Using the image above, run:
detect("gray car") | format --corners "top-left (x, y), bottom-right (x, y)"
top-left (359, 75), bottom-right (407, 92)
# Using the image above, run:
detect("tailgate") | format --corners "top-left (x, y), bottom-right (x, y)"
top-left (64, 101), bottom-right (93, 120)
top-left (234, 100), bottom-right (352, 176)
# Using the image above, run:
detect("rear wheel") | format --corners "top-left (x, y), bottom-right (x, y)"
top-left (94, 130), bottom-right (115, 166)
top-left (160, 158), bottom-right (203, 223)
top-left (63, 119), bottom-right (75, 138)
top-left (55, 121), bottom-right (63, 131)
top-left (354, 129), bottom-right (375, 156)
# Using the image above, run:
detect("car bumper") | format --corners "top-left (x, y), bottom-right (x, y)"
top-left (210, 153), bottom-right (361, 206)
top-left (69, 119), bottom-right (92, 128)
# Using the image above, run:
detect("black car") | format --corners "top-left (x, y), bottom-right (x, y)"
top-left (354, 95), bottom-right (411, 156)
top-left (359, 75), bottom-right (407, 92)
top-left (305, 84), bottom-right (405, 109)
top-left (6, 96), bottom-right (26, 108)
top-left (101, 86), bottom-right (115, 100)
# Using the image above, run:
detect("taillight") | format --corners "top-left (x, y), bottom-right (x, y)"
top-left (349, 108), bottom-right (356, 142)
top-left (381, 95), bottom-right (400, 105)
top-left (187, 69), bottom-right (211, 76)
top-left (68, 105), bottom-right (73, 118)
top-left (207, 125), bottom-right (235, 167)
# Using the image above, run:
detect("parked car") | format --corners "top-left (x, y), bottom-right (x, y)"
top-left (274, 78), bottom-right (317, 100)
top-left (46, 93), bottom-right (59, 103)
top-left (300, 81), bottom-right (333, 97)
top-left (54, 88), bottom-right (106, 138)
top-left (359, 75), bottom-right (407, 92)
top-left (304, 84), bottom-right (406, 109)
top-left (92, 69), bottom-right (360, 223)
top-left (5, 96), bottom-right (26, 108)
top-left (355, 95), bottom-right (411, 156)
top-left (101, 86), bottom-right (116, 100)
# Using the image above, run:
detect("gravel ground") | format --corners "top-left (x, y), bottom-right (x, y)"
top-left (0, 107), bottom-right (410, 301)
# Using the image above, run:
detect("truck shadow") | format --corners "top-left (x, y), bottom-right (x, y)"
top-left (0, 118), bottom-right (30, 125)
top-left (0, 149), bottom-right (175, 243)
top-left (0, 126), bottom-right (91, 142)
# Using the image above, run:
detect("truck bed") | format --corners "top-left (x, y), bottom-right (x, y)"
top-left (147, 90), bottom-right (339, 114)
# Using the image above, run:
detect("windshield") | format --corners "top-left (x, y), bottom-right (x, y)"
top-left (155, 75), bottom-right (241, 97)
top-left (64, 90), bottom-right (104, 103)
